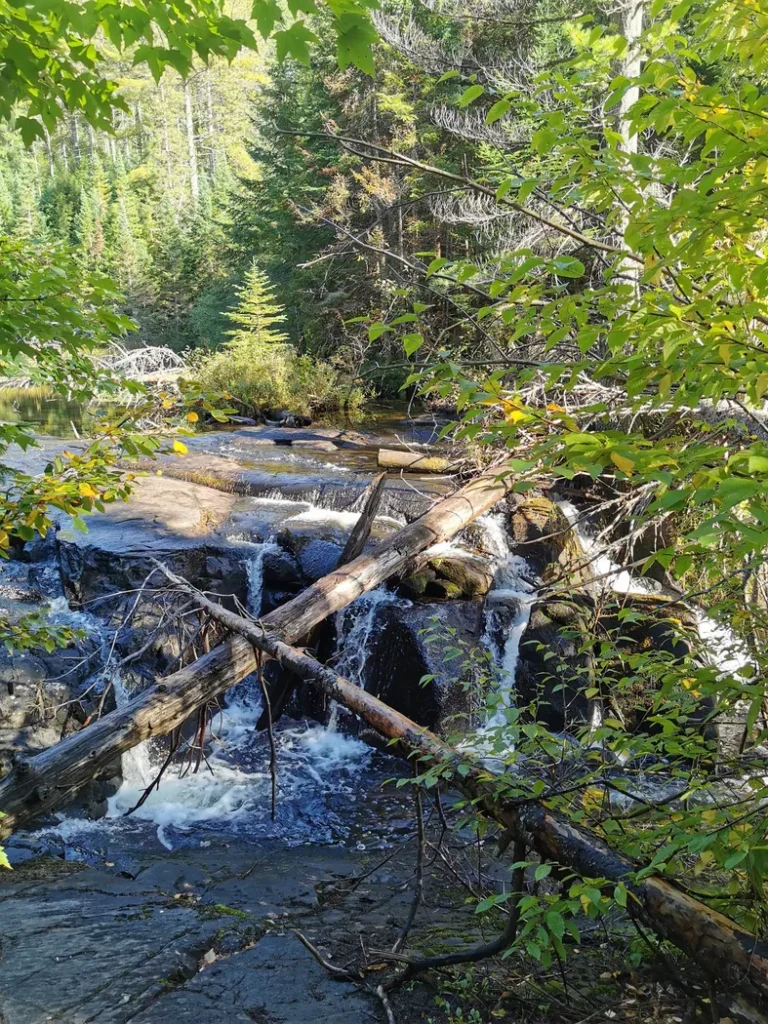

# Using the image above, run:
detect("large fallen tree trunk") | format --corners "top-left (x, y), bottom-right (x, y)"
top-left (70, 573), bottom-right (768, 1014)
top-left (0, 463), bottom-right (512, 835)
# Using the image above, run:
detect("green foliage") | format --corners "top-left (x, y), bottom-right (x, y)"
top-left (0, 0), bottom-right (378, 144)
top-left (196, 260), bottom-right (365, 412)
top-left (197, 335), bottom-right (363, 414)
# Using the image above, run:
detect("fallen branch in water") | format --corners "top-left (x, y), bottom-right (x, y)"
top-left (128, 568), bottom-right (768, 1019)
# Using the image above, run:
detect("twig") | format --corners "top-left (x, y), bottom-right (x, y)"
top-left (256, 645), bottom-right (277, 820)
top-left (295, 930), bottom-right (397, 1022)
top-left (392, 783), bottom-right (425, 953)
top-left (380, 838), bottom-right (528, 991)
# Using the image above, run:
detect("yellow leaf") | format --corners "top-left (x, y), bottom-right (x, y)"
top-left (162, 399), bottom-right (174, 409)
top-left (79, 483), bottom-right (97, 498)
top-left (611, 452), bottom-right (635, 475)
top-left (186, 411), bottom-right (199, 423)
top-left (659, 372), bottom-right (672, 398)
top-left (173, 441), bottom-right (188, 456)
top-left (546, 402), bottom-right (565, 413)
top-left (694, 850), bottom-right (715, 876)
top-left (0, 531), bottom-right (8, 548)
top-left (718, 344), bottom-right (732, 364)
top-left (505, 409), bottom-right (528, 425)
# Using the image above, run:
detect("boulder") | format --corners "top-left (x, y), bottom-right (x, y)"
top-left (356, 600), bottom-right (484, 732)
top-left (426, 551), bottom-right (494, 598)
top-left (596, 596), bottom-right (711, 736)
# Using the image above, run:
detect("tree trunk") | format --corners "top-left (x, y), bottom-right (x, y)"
top-left (339, 472), bottom-right (387, 564)
top-left (183, 79), bottom-right (200, 204)
top-left (0, 464), bottom-right (513, 834)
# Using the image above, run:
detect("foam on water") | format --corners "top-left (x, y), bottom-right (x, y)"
top-left (104, 686), bottom-right (372, 842)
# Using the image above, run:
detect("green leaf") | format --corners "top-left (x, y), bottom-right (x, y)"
top-left (546, 911), bottom-right (565, 941)
top-left (403, 333), bottom-right (425, 356)
top-left (486, 98), bottom-right (511, 124)
top-left (459, 84), bottom-right (485, 108)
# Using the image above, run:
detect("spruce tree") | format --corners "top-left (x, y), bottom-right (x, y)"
top-left (224, 262), bottom-right (288, 346)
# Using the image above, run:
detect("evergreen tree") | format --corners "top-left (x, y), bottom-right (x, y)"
top-left (224, 263), bottom-right (288, 346)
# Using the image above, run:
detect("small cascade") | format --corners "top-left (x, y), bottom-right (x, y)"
top-left (110, 671), bottom-right (154, 793)
top-left (335, 588), bottom-right (409, 688)
top-left (481, 556), bottom-right (536, 732)
top-left (243, 540), bottom-right (281, 616)
top-left (474, 512), bottom-right (511, 561)
top-left (557, 499), bottom-right (751, 684)
top-left (557, 499), bottom-right (659, 597)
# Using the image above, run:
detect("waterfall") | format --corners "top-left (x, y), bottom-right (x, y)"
top-left (335, 589), bottom-right (409, 687)
top-left (481, 545), bottom-right (536, 731)
top-left (558, 499), bottom-right (750, 680)
top-left (244, 540), bottom-right (281, 616)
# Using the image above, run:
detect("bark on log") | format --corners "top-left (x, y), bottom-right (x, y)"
top-left (0, 463), bottom-right (513, 836)
top-left (377, 449), bottom-right (457, 473)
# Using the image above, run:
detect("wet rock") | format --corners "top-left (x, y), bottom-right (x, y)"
top-left (235, 425), bottom-right (369, 448)
top-left (262, 547), bottom-right (303, 589)
top-left (426, 551), bottom-right (494, 598)
top-left (597, 597), bottom-right (712, 737)
top-left (516, 599), bottom-right (595, 732)
top-left (267, 409), bottom-right (313, 428)
top-left (0, 651), bottom-right (84, 775)
top-left (400, 569), bottom-right (436, 598)
top-left (276, 519), bottom-right (343, 582)
top-left (362, 601), bottom-right (484, 730)
top-left (56, 476), bottom-right (250, 662)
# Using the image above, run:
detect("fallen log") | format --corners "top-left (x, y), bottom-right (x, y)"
top-left (0, 462), bottom-right (513, 835)
top-left (377, 448), bottom-right (458, 473)
top-left (115, 573), bottom-right (768, 1017)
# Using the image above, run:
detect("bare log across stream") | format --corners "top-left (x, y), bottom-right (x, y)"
top-left (377, 449), bottom-right (458, 473)
top-left (0, 463), bottom-right (513, 835)
top-left (91, 571), bottom-right (768, 1016)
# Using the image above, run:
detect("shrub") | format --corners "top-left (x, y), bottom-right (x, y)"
top-left (196, 338), bottom-right (365, 415)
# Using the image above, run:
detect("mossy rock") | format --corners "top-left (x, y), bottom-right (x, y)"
top-left (510, 497), bottom-right (587, 585)
top-left (426, 553), bottom-right (494, 598)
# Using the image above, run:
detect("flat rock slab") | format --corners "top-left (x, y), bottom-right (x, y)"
top-left (131, 935), bottom-right (369, 1023)
top-left (127, 453), bottom-right (453, 522)
top-left (0, 843), bottom-right (376, 1024)
top-left (57, 474), bottom-right (243, 554)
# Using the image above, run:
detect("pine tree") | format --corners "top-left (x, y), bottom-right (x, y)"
top-left (224, 262), bottom-right (288, 346)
